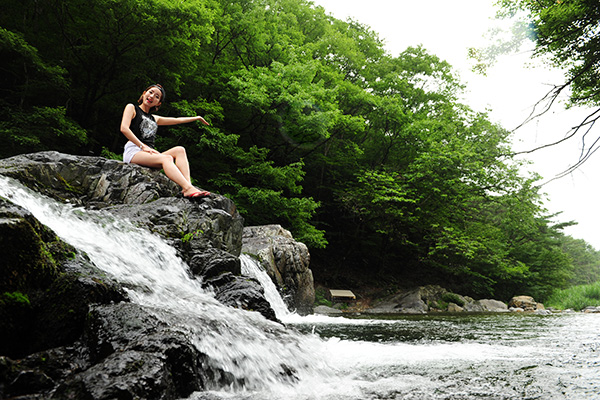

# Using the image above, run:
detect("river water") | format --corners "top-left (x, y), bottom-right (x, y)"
top-left (2, 176), bottom-right (600, 400)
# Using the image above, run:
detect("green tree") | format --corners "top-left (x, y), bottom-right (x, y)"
top-left (0, 0), bottom-right (587, 299)
top-left (560, 235), bottom-right (600, 285)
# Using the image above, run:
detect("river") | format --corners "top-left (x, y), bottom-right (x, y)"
top-left (242, 256), bottom-right (600, 400)
top-left (2, 176), bottom-right (600, 400)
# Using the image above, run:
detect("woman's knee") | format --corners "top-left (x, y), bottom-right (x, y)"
top-left (170, 146), bottom-right (187, 158)
top-left (159, 154), bottom-right (175, 166)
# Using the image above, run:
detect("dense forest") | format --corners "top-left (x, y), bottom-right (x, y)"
top-left (2, 0), bottom-right (599, 301)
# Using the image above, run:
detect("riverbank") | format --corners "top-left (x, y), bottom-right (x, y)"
top-left (314, 285), bottom-right (600, 316)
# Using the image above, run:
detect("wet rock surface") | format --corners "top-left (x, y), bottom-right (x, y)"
top-left (0, 151), bottom-right (309, 398)
top-left (242, 225), bottom-right (315, 315)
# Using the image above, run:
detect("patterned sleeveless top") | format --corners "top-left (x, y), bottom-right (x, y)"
top-left (130, 104), bottom-right (158, 148)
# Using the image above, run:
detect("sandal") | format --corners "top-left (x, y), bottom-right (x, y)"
top-left (183, 190), bottom-right (211, 199)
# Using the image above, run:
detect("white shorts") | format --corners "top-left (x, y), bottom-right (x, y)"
top-left (123, 141), bottom-right (142, 163)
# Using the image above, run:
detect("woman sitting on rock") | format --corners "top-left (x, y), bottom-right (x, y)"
top-left (120, 84), bottom-right (210, 199)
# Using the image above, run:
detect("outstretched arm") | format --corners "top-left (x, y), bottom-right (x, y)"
top-left (155, 115), bottom-right (210, 126)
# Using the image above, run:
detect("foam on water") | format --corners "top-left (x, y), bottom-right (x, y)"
top-left (0, 176), bottom-right (331, 390)
top-left (3, 175), bottom-right (600, 399)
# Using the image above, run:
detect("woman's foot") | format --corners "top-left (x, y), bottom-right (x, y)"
top-left (182, 187), bottom-right (211, 199)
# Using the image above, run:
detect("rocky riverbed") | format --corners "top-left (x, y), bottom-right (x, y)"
top-left (0, 151), bottom-right (315, 399)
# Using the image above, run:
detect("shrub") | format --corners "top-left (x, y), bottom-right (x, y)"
top-left (442, 292), bottom-right (465, 307)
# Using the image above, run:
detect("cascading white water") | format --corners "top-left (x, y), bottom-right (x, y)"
top-left (4, 174), bottom-right (600, 400)
top-left (239, 254), bottom-right (291, 320)
top-left (0, 176), bottom-right (332, 392)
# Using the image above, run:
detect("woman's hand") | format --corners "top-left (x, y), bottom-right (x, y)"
top-left (141, 144), bottom-right (159, 154)
top-left (195, 116), bottom-right (210, 126)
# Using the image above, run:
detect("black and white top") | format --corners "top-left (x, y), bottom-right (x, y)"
top-left (130, 104), bottom-right (158, 148)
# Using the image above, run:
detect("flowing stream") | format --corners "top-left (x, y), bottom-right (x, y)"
top-left (2, 176), bottom-right (600, 400)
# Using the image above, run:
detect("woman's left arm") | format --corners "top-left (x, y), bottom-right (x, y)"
top-left (154, 115), bottom-right (209, 126)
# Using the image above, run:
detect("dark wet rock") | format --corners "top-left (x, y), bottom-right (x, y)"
top-left (190, 248), bottom-right (241, 279)
top-left (0, 199), bottom-right (64, 292)
top-left (213, 275), bottom-right (277, 321)
top-left (0, 151), bottom-right (300, 399)
top-left (0, 200), bottom-right (126, 359)
top-left (52, 302), bottom-right (233, 400)
top-left (242, 225), bottom-right (315, 315)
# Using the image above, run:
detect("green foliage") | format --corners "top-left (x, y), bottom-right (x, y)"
top-left (560, 236), bottom-right (600, 285)
top-left (546, 282), bottom-right (600, 311)
top-left (0, 292), bottom-right (31, 306)
top-left (0, 0), bottom-right (590, 299)
top-left (314, 287), bottom-right (333, 308)
top-left (441, 293), bottom-right (465, 307)
top-left (100, 148), bottom-right (122, 161)
top-left (0, 107), bottom-right (88, 158)
top-left (182, 230), bottom-right (202, 243)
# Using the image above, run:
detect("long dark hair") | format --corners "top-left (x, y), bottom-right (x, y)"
top-left (137, 84), bottom-right (166, 113)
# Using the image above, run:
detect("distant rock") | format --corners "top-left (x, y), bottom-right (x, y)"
top-left (314, 305), bottom-right (343, 316)
top-left (366, 286), bottom-right (434, 314)
top-left (364, 285), bottom-right (513, 314)
top-left (508, 295), bottom-right (539, 312)
top-left (447, 303), bottom-right (464, 312)
top-left (582, 306), bottom-right (600, 313)
top-left (464, 299), bottom-right (508, 313)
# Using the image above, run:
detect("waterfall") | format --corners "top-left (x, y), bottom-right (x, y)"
top-left (0, 176), bottom-right (331, 392)
top-left (4, 175), bottom-right (599, 399)
top-left (239, 254), bottom-right (291, 320)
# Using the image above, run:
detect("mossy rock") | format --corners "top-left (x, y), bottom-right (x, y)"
top-left (0, 199), bottom-right (127, 358)
top-left (0, 199), bottom-right (67, 292)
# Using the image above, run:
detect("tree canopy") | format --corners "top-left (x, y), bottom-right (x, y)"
top-left (1, 0), bottom-right (599, 300)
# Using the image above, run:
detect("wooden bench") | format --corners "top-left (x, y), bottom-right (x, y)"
top-left (328, 289), bottom-right (356, 303)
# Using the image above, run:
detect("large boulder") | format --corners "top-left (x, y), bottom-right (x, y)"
top-left (365, 285), bottom-right (509, 314)
top-left (366, 285), bottom-right (458, 314)
top-left (0, 151), bottom-right (178, 206)
top-left (0, 151), bottom-right (244, 257)
top-left (0, 151), bottom-right (256, 299)
top-left (0, 151), bottom-right (288, 398)
top-left (2, 303), bottom-right (239, 399)
top-left (366, 287), bottom-right (430, 314)
top-left (509, 295), bottom-right (539, 311)
top-left (242, 225), bottom-right (315, 315)
top-left (464, 299), bottom-right (509, 312)
top-left (0, 152), bottom-right (279, 322)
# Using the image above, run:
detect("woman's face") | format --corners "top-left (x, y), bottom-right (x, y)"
top-left (143, 87), bottom-right (162, 108)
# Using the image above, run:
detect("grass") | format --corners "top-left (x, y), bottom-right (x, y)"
top-left (545, 282), bottom-right (600, 311)
top-left (314, 287), bottom-right (333, 308)
top-left (441, 292), bottom-right (465, 307)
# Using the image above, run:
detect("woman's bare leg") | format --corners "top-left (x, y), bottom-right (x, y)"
top-left (131, 151), bottom-right (199, 195)
top-left (163, 146), bottom-right (191, 183)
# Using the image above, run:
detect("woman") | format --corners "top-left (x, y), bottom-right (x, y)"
top-left (120, 84), bottom-right (210, 199)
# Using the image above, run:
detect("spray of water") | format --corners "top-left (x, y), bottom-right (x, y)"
top-left (0, 176), bottom-right (331, 392)
top-left (5, 175), bottom-right (596, 399)
top-left (239, 254), bottom-right (291, 320)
